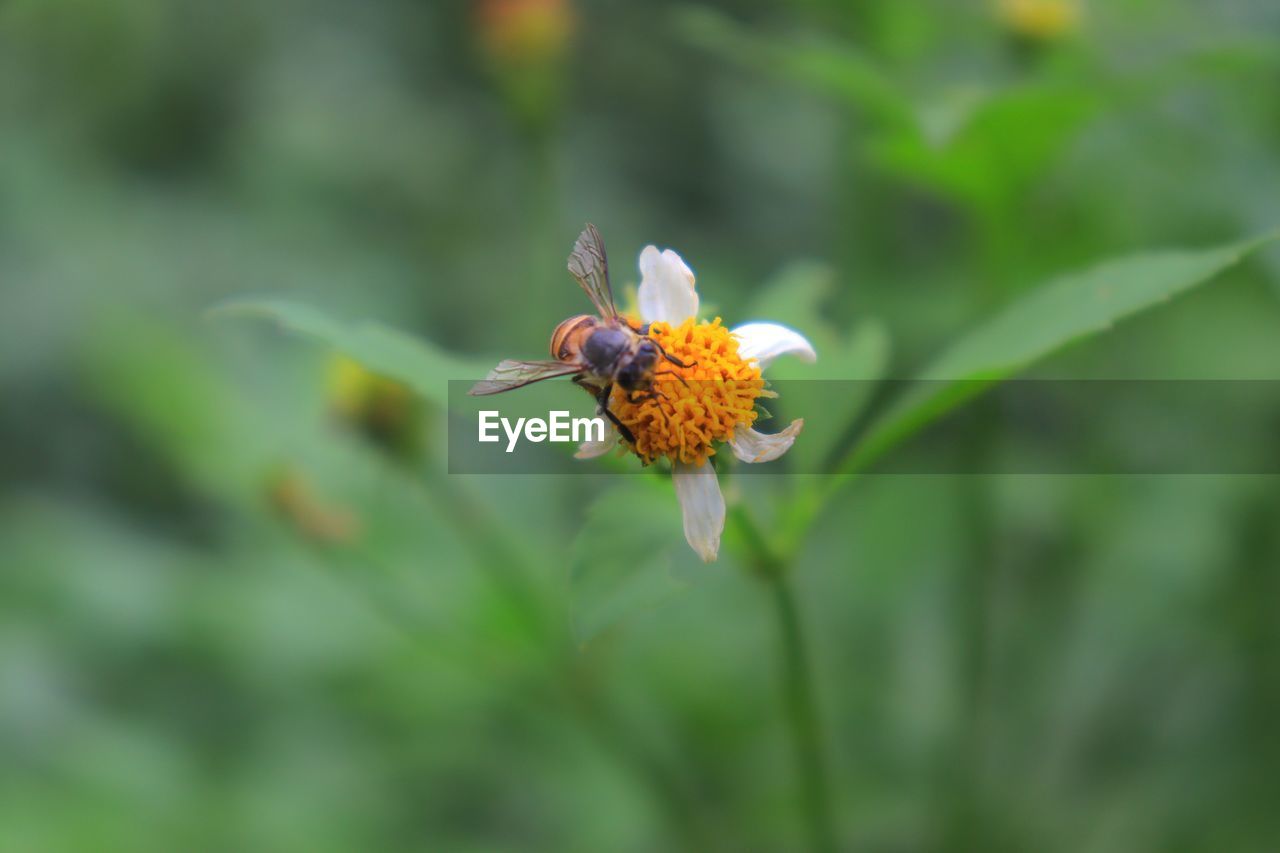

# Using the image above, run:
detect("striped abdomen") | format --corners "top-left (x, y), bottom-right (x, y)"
top-left (550, 314), bottom-right (599, 361)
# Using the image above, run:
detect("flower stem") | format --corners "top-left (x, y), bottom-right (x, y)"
top-left (769, 570), bottom-right (838, 853)
top-left (732, 505), bottom-right (837, 851)
top-left (742, 548), bottom-right (829, 845)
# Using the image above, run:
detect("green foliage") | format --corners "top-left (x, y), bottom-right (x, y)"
top-left (871, 83), bottom-right (1100, 209)
top-left (745, 263), bottom-right (890, 472)
top-left (210, 298), bottom-right (491, 409)
top-left (568, 478), bottom-right (695, 645)
top-left (5, 0), bottom-right (1280, 850)
top-left (845, 233), bottom-right (1280, 474)
top-left (673, 6), bottom-right (914, 131)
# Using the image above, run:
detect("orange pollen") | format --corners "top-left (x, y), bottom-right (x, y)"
top-left (610, 318), bottom-right (764, 466)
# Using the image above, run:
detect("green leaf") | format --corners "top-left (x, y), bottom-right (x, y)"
top-left (844, 233), bottom-right (1280, 474)
top-left (672, 6), bottom-right (915, 132)
top-left (870, 83), bottom-right (1100, 209)
top-left (788, 322), bottom-right (890, 472)
top-left (674, 6), bottom-right (1098, 208)
top-left (569, 479), bottom-right (702, 646)
top-left (82, 315), bottom-right (262, 500)
top-left (209, 298), bottom-right (490, 408)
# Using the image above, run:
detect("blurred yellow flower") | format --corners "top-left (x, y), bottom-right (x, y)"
top-left (996, 0), bottom-right (1080, 41)
top-left (327, 354), bottom-right (423, 457)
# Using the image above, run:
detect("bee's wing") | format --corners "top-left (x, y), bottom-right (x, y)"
top-left (567, 224), bottom-right (618, 320)
top-left (468, 359), bottom-right (583, 396)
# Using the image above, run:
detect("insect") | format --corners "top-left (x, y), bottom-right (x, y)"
top-left (468, 224), bottom-right (691, 445)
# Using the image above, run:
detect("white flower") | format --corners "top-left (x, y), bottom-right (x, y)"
top-left (581, 245), bottom-right (816, 562)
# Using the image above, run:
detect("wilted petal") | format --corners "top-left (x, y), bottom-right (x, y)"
top-left (638, 245), bottom-right (699, 325)
top-left (729, 419), bottom-right (805, 464)
top-left (732, 322), bottom-right (817, 370)
top-left (672, 460), bottom-right (724, 562)
top-left (576, 427), bottom-right (614, 461)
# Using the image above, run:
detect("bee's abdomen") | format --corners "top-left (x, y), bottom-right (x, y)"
top-left (550, 314), bottom-right (598, 361)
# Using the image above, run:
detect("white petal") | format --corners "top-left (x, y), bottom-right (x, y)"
top-left (732, 322), bottom-right (817, 370)
top-left (638, 245), bottom-right (699, 325)
top-left (672, 460), bottom-right (724, 563)
top-left (574, 422), bottom-right (617, 459)
top-left (575, 437), bottom-right (614, 459)
top-left (729, 419), bottom-right (805, 464)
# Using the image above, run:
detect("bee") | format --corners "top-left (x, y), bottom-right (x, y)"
top-left (469, 224), bottom-right (689, 445)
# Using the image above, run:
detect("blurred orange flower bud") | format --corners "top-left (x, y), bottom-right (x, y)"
top-left (267, 465), bottom-right (361, 546)
top-left (476, 0), bottom-right (575, 66)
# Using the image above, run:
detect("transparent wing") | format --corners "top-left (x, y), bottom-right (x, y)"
top-left (468, 359), bottom-right (582, 396)
top-left (567, 224), bottom-right (617, 320)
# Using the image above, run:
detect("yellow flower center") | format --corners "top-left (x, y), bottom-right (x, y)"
top-left (610, 317), bottom-right (764, 467)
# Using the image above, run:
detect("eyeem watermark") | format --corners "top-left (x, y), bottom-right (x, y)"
top-left (478, 410), bottom-right (607, 453)
top-left (452, 380), bottom-right (1280, 474)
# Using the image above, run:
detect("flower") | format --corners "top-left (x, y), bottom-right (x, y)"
top-left (578, 245), bottom-right (816, 562)
top-left (995, 0), bottom-right (1080, 42)
top-left (475, 0), bottom-right (575, 67)
top-left (474, 0), bottom-right (575, 131)
top-left (327, 354), bottom-right (424, 458)
top-left (267, 465), bottom-right (361, 545)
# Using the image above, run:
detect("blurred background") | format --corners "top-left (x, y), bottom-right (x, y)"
top-left (3, 0), bottom-right (1280, 849)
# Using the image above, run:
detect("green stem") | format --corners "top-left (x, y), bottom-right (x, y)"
top-left (732, 506), bottom-right (836, 851)
top-left (770, 571), bottom-right (837, 853)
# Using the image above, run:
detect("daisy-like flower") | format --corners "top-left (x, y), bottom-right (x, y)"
top-left (578, 245), bottom-right (816, 562)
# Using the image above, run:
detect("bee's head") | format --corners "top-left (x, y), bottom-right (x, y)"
top-left (617, 340), bottom-right (659, 391)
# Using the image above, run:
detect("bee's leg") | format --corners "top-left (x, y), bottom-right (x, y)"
top-left (633, 322), bottom-right (651, 336)
top-left (651, 338), bottom-right (694, 369)
top-left (652, 368), bottom-right (690, 388)
top-left (595, 384), bottom-right (636, 445)
top-left (627, 388), bottom-right (665, 405)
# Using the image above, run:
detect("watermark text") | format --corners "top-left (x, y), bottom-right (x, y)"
top-left (478, 410), bottom-right (607, 452)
